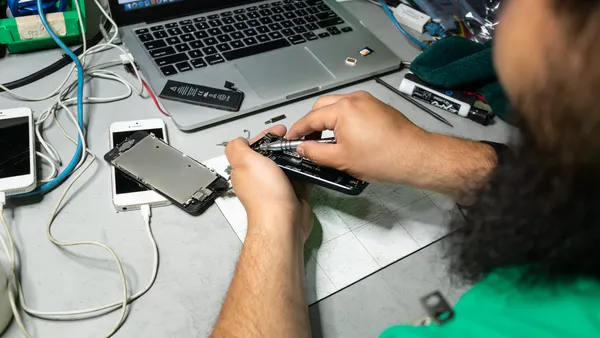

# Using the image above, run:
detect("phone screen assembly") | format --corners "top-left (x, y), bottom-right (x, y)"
top-left (104, 131), bottom-right (229, 216)
top-left (0, 108), bottom-right (36, 196)
top-left (109, 119), bottom-right (169, 211)
top-left (251, 134), bottom-right (368, 195)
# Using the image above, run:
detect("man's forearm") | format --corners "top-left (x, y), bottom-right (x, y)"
top-left (397, 131), bottom-right (498, 204)
top-left (212, 213), bottom-right (310, 338)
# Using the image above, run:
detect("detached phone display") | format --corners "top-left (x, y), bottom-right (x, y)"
top-left (104, 131), bottom-right (229, 216)
top-left (251, 134), bottom-right (368, 195)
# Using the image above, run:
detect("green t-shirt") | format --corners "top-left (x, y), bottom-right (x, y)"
top-left (381, 271), bottom-right (600, 338)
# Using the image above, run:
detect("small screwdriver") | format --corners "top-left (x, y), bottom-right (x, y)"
top-left (259, 138), bottom-right (336, 152)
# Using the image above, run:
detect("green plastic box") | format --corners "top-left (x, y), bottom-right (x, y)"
top-left (0, 0), bottom-right (85, 54)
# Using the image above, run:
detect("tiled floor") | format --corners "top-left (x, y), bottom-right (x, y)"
top-left (204, 155), bottom-right (457, 304)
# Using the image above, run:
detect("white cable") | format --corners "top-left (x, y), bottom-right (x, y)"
top-left (36, 151), bottom-right (58, 183)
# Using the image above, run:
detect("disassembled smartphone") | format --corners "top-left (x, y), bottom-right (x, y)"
top-left (0, 107), bottom-right (36, 196)
top-left (251, 134), bottom-right (368, 195)
top-left (104, 131), bottom-right (229, 216)
top-left (109, 119), bottom-right (170, 212)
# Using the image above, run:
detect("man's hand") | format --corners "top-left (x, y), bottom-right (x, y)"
top-left (225, 125), bottom-right (313, 242)
top-left (287, 91), bottom-right (498, 202)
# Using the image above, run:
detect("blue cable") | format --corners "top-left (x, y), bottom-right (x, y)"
top-left (14, 0), bottom-right (85, 197)
top-left (377, 0), bottom-right (430, 50)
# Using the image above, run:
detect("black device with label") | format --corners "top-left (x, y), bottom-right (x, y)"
top-left (104, 131), bottom-right (229, 216)
top-left (159, 80), bottom-right (244, 112)
top-left (251, 134), bottom-right (368, 195)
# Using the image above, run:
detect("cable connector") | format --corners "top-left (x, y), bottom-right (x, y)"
top-left (425, 21), bottom-right (447, 38)
top-left (392, 3), bottom-right (431, 33)
top-left (141, 204), bottom-right (151, 224)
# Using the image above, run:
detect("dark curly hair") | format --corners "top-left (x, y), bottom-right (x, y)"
top-left (448, 0), bottom-right (600, 286)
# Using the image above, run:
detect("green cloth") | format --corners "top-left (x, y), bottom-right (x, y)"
top-left (380, 270), bottom-right (600, 338)
top-left (410, 36), bottom-right (517, 124)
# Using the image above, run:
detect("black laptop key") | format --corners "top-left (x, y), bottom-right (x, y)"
top-left (154, 31), bottom-right (168, 39)
top-left (234, 14), bottom-right (248, 22)
top-left (194, 17), bottom-right (207, 22)
top-left (176, 61), bottom-right (193, 72)
top-left (155, 53), bottom-right (189, 67)
top-left (231, 31), bottom-right (245, 40)
top-left (191, 58), bottom-right (207, 68)
top-left (203, 37), bottom-right (218, 45)
top-left (208, 14), bottom-right (220, 19)
top-left (144, 40), bottom-right (166, 49)
top-left (259, 9), bottom-right (272, 16)
top-left (180, 19), bottom-right (192, 25)
top-left (168, 28), bottom-right (183, 36)
top-left (257, 34), bottom-right (270, 43)
top-left (317, 4), bottom-right (329, 11)
top-left (305, 23), bottom-right (319, 30)
top-left (206, 54), bottom-right (225, 65)
top-left (209, 19), bottom-right (223, 27)
top-left (230, 40), bottom-right (244, 49)
top-left (208, 28), bottom-right (222, 36)
top-left (283, 0), bottom-right (293, 3)
top-left (135, 28), bottom-right (149, 34)
top-left (150, 46), bottom-right (175, 58)
top-left (151, 25), bottom-right (164, 31)
top-left (175, 43), bottom-right (191, 52)
top-left (341, 26), bottom-right (353, 33)
top-left (247, 12), bottom-right (260, 19)
top-left (293, 18), bottom-right (306, 25)
top-left (329, 27), bottom-right (341, 35)
top-left (195, 22), bottom-right (210, 30)
top-left (257, 26), bottom-right (270, 34)
top-left (273, 1), bottom-right (282, 5)
top-left (202, 46), bottom-right (218, 55)
top-left (242, 37), bottom-right (258, 45)
top-left (165, 23), bottom-right (178, 29)
top-left (259, 3), bottom-right (271, 8)
top-left (138, 33), bottom-right (154, 42)
top-left (234, 22), bottom-right (248, 30)
top-left (318, 32), bottom-right (330, 38)
top-left (305, 15), bottom-right (318, 22)
top-left (288, 35), bottom-right (306, 45)
top-left (194, 31), bottom-right (209, 39)
top-left (223, 38), bottom-right (290, 61)
top-left (181, 33), bottom-right (195, 42)
top-left (303, 32), bottom-right (318, 41)
top-left (284, 12), bottom-right (297, 19)
top-left (247, 6), bottom-right (258, 11)
top-left (217, 34), bottom-right (232, 43)
top-left (243, 28), bottom-right (258, 36)
top-left (282, 28), bottom-right (295, 37)
top-left (221, 11), bottom-right (233, 17)
top-left (217, 43), bottom-right (232, 52)
top-left (189, 50), bottom-right (203, 58)
top-left (296, 9), bottom-right (308, 16)
top-left (248, 19), bottom-right (261, 27)
top-left (234, 8), bottom-right (246, 14)
top-left (222, 25), bottom-right (235, 33)
top-left (272, 6), bottom-right (284, 13)
top-left (190, 40), bottom-right (205, 49)
top-left (259, 17), bottom-right (273, 25)
top-left (318, 18), bottom-right (344, 28)
top-left (166, 36), bottom-right (181, 45)
top-left (294, 26), bottom-right (307, 34)
top-left (268, 23), bottom-right (283, 31)
top-left (306, 7), bottom-right (319, 14)
top-left (283, 4), bottom-right (295, 11)
top-left (281, 20), bottom-right (294, 28)
top-left (316, 11), bottom-right (337, 20)
top-left (160, 65), bottom-right (177, 76)
top-left (223, 17), bottom-right (236, 25)
top-left (273, 14), bottom-right (285, 22)
top-left (295, 2), bottom-right (307, 8)
top-left (182, 25), bottom-right (196, 33)
top-left (269, 31), bottom-right (283, 39)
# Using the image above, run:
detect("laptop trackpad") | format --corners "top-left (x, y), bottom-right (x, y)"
top-left (235, 48), bottom-right (335, 99)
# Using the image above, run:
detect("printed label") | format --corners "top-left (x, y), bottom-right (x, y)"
top-left (16, 13), bottom-right (67, 41)
top-left (413, 87), bottom-right (461, 114)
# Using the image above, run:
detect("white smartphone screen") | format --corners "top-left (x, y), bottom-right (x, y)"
top-left (0, 117), bottom-right (31, 179)
top-left (112, 128), bottom-right (165, 195)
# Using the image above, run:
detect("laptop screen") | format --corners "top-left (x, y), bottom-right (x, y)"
top-left (118, 0), bottom-right (185, 12)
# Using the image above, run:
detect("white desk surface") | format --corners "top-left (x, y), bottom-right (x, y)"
top-left (0, 2), bottom-right (515, 337)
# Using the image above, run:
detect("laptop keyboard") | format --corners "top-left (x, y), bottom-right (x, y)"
top-left (134, 0), bottom-right (353, 77)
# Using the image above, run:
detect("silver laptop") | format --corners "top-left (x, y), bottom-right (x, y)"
top-left (110, 0), bottom-right (402, 131)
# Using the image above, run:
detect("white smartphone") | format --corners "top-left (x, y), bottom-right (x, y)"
top-left (109, 119), bottom-right (170, 211)
top-left (0, 108), bottom-right (36, 196)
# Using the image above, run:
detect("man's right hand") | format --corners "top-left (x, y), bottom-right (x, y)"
top-left (287, 91), bottom-right (431, 184)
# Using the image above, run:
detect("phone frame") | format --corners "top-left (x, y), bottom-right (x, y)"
top-left (109, 119), bottom-right (169, 211)
top-left (0, 108), bottom-right (36, 196)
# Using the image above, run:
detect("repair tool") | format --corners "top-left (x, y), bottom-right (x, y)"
top-left (259, 139), bottom-right (336, 152)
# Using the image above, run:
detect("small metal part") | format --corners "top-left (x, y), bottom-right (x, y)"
top-left (225, 165), bottom-right (233, 175)
top-left (265, 114), bottom-right (287, 124)
top-left (243, 129), bottom-right (251, 140)
top-left (216, 142), bottom-right (229, 147)
top-left (420, 291), bottom-right (454, 324)
top-left (345, 57), bottom-right (357, 66)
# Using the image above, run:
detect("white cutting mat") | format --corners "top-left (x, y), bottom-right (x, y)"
top-left (204, 155), bottom-right (456, 304)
